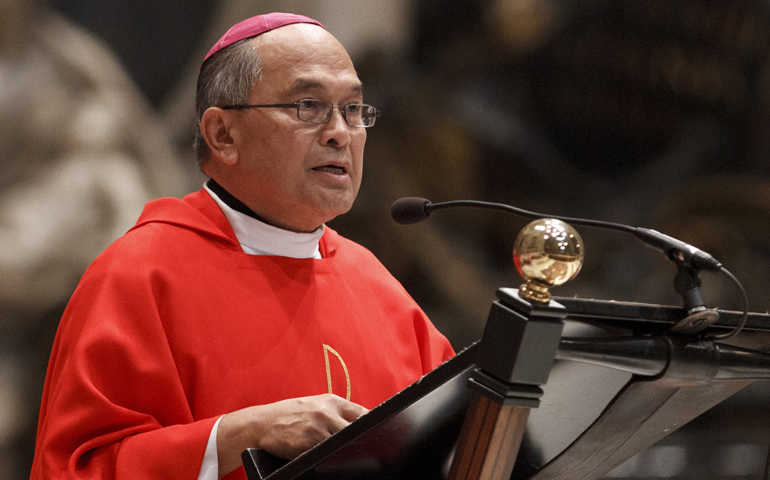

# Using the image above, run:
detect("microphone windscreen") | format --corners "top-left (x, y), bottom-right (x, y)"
top-left (391, 197), bottom-right (432, 224)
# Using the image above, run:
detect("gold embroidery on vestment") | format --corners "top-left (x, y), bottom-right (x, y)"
top-left (322, 344), bottom-right (351, 401)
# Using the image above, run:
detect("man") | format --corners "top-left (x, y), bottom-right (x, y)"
top-left (30, 12), bottom-right (454, 480)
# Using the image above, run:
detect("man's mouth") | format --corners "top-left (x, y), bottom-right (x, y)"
top-left (313, 165), bottom-right (347, 175)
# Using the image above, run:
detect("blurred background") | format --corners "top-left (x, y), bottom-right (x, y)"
top-left (2, 0), bottom-right (770, 478)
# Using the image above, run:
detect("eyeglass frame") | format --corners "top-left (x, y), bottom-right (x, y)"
top-left (220, 100), bottom-right (381, 128)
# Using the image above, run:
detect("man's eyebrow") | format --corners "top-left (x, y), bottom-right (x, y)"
top-left (288, 78), bottom-right (364, 96)
top-left (290, 79), bottom-right (323, 93)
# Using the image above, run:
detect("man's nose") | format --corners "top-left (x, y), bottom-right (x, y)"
top-left (320, 108), bottom-right (351, 146)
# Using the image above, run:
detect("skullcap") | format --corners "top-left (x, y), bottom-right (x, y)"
top-left (203, 12), bottom-right (325, 66)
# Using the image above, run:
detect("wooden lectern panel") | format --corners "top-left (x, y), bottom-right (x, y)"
top-left (448, 394), bottom-right (529, 480)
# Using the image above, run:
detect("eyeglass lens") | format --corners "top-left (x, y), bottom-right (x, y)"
top-left (297, 100), bottom-right (377, 127)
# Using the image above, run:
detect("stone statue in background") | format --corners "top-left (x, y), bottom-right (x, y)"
top-left (0, 2), bottom-right (191, 477)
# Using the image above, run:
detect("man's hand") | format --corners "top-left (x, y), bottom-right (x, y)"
top-left (216, 394), bottom-right (368, 478)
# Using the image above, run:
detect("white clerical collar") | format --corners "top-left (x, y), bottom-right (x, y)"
top-left (204, 183), bottom-right (323, 259)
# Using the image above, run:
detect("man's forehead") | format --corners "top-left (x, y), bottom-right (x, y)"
top-left (253, 33), bottom-right (363, 98)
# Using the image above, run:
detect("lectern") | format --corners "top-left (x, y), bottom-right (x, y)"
top-left (242, 290), bottom-right (770, 480)
top-left (242, 218), bottom-right (770, 479)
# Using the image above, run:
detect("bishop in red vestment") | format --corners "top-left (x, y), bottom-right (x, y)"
top-left (30, 12), bottom-right (454, 480)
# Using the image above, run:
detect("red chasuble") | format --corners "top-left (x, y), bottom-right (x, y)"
top-left (30, 189), bottom-right (454, 480)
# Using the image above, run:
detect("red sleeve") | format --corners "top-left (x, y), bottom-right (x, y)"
top-left (413, 308), bottom-right (456, 374)
top-left (30, 250), bottom-right (216, 480)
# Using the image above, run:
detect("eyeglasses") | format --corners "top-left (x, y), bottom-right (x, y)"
top-left (221, 99), bottom-right (381, 127)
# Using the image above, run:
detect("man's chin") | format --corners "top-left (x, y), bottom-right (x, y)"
top-left (314, 201), bottom-right (356, 226)
top-left (281, 203), bottom-right (353, 233)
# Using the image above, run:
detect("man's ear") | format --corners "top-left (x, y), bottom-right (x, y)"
top-left (200, 107), bottom-right (239, 166)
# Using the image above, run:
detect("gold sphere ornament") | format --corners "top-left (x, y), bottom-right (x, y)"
top-left (513, 218), bottom-right (585, 303)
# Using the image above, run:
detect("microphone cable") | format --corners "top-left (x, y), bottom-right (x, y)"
top-left (710, 267), bottom-right (749, 341)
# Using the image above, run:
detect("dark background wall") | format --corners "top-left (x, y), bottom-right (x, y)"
top-left (50, 0), bottom-right (216, 106)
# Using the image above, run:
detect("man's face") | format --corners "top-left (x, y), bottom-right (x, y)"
top-left (223, 24), bottom-right (366, 233)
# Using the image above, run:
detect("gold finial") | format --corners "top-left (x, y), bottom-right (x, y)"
top-left (513, 218), bottom-right (584, 303)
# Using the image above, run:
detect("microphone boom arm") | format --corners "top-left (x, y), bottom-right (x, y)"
top-left (391, 196), bottom-right (749, 340)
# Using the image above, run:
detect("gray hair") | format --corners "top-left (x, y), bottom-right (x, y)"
top-left (194, 37), bottom-right (262, 167)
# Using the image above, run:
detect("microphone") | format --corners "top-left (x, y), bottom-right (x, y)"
top-left (633, 228), bottom-right (721, 272)
top-left (392, 196), bottom-right (750, 341)
top-left (390, 197), bottom-right (432, 224)
top-left (391, 197), bottom-right (722, 272)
